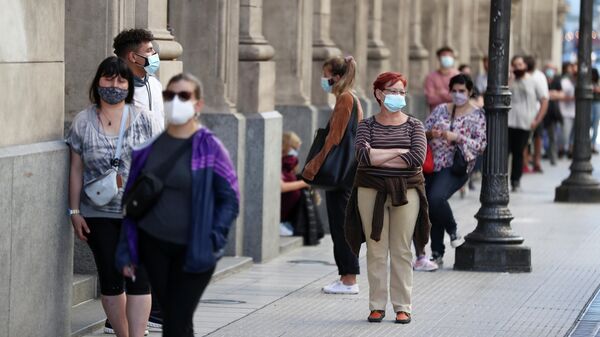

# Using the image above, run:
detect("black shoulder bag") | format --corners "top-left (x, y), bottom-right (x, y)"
top-left (302, 96), bottom-right (359, 190)
top-left (450, 105), bottom-right (469, 176)
top-left (123, 137), bottom-right (192, 220)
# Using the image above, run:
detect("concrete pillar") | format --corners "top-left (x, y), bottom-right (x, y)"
top-left (65, 0), bottom-right (135, 123)
top-left (135, 0), bottom-right (183, 87)
top-left (169, 0), bottom-right (246, 257)
top-left (367, 0), bottom-right (391, 89)
top-left (312, 0), bottom-right (343, 128)
top-left (381, 0), bottom-right (410, 74)
top-left (263, 0), bottom-right (318, 164)
top-left (469, 0), bottom-right (486, 74)
top-left (0, 1), bottom-right (72, 336)
top-left (408, 0), bottom-right (430, 120)
top-left (238, 0), bottom-right (282, 262)
top-left (330, 0), bottom-right (374, 116)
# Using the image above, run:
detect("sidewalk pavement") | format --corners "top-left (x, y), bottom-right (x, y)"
top-left (90, 155), bottom-right (600, 337)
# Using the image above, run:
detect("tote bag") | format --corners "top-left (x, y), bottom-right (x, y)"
top-left (302, 96), bottom-right (358, 190)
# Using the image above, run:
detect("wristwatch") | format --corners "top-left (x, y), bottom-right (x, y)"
top-left (68, 209), bottom-right (80, 216)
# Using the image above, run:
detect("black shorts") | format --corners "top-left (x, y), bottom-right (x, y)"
top-left (84, 217), bottom-right (151, 296)
top-left (533, 124), bottom-right (544, 138)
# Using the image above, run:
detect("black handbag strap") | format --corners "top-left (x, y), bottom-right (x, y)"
top-left (148, 135), bottom-right (193, 180)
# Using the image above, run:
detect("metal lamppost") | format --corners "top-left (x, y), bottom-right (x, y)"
top-left (555, 0), bottom-right (600, 203)
top-left (454, 0), bottom-right (531, 272)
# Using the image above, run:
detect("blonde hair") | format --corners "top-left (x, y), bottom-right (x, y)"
top-left (323, 55), bottom-right (357, 96)
top-left (282, 131), bottom-right (301, 154)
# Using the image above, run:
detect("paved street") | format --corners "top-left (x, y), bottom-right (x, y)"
top-left (87, 155), bottom-right (600, 337)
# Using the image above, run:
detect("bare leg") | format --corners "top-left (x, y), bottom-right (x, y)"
top-left (126, 294), bottom-right (152, 337)
top-left (101, 294), bottom-right (128, 337)
top-left (341, 274), bottom-right (357, 285)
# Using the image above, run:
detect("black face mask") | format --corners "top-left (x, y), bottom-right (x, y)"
top-left (513, 69), bottom-right (526, 79)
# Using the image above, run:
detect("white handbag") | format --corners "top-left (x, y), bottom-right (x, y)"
top-left (84, 106), bottom-right (129, 207)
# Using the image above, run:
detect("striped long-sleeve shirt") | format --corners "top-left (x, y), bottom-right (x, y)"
top-left (355, 116), bottom-right (427, 177)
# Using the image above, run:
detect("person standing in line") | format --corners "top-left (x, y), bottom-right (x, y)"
top-left (475, 56), bottom-right (489, 95)
top-left (345, 71), bottom-right (432, 323)
top-left (67, 56), bottom-right (154, 337)
top-left (424, 74), bottom-right (487, 266)
top-left (113, 28), bottom-right (166, 332)
top-left (424, 46), bottom-right (460, 112)
top-left (522, 55), bottom-right (549, 173)
top-left (508, 55), bottom-right (547, 192)
top-left (117, 73), bottom-right (239, 337)
top-left (591, 68), bottom-right (600, 154)
top-left (558, 62), bottom-right (577, 158)
top-left (302, 55), bottom-right (363, 294)
top-left (114, 28), bottom-right (165, 136)
top-left (542, 63), bottom-right (564, 165)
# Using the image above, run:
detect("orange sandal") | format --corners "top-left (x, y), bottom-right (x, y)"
top-left (395, 311), bottom-right (411, 324)
top-left (367, 310), bottom-right (385, 323)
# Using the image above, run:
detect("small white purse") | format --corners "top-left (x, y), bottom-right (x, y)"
top-left (84, 106), bottom-right (129, 207)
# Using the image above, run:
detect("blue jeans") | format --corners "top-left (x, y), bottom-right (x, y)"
top-left (425, 167), bottom-right (469, 257)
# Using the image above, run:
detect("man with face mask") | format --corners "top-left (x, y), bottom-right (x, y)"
top-left (424, 46), bottom-right (460, 112)
top-left (111, 28), bottom-right (165, 334)
top-left (508, 55), bottom-right (547, 192)
top-left (113, 29), bottom-right (164, 136)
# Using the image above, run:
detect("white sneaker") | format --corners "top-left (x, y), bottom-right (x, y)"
top-left (322, 280), bottom-right (359, 294)
top-left (450, 232), bottom-right (465, 248)
top-left (413, 257), bottom-right (439, 271)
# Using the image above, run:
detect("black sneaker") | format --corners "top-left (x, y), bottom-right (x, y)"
top-left (430, 253), bottom-right (444, 266)
top-left (148, 314), bottom-right (163, 332)
top-left (104, 319), bottom-right (148, 335)
top-left (103, 320), bottom-right (115, 334)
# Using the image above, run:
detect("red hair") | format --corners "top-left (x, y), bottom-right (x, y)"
top-left (372, 72), bottom-right (408, 105)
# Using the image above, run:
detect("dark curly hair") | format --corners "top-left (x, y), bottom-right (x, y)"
top-left (113, 29), bottom-right (154, 57)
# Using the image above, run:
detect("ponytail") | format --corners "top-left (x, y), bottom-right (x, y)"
top-left (323, 55), bottom-right (357, 96)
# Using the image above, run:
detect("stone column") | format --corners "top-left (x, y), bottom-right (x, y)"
top-left (238, 0), bottom-right (282, 262)
top-left (0, 1), bottom-right (72, 336)
top-left (135, 0), bottom-right (183, 87)
top-left (408, 0), bottom-right (429, 120)
top-left (330, 0), bottom-right (374, 116)
top-left (263, 0), bottom-right (318, 163)
top-left (469, 0), bottom-right (486, 73)
top-left (169, 0), bottom-right (246, 257)
top-left (367, 0), bottom-right (391, 87)
top-left (312, 0), bottom-right (342, 128)
top-left (381, 0), bottom-right (410, 74)
top-left (65, 0), bottom-right (135, 123)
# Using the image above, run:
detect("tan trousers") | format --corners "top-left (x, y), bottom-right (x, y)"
top-left (357, 187), bottom-right (419, 313)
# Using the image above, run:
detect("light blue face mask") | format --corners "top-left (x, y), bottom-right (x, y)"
top-left (321, 77), bottom-right (332, 93)
top-left (137, 53), bottom-right (160, 75)
top-left (545, 68), bottom-right (555, 79)
top-left (287, 149), bottom-right (299, 157)
top-left (440, 55), bottom-right (455, 69)
top-left (383, 94), bottom-right (406, 113)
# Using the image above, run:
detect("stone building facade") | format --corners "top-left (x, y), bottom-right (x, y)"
top-left (0, 0), bottom-right (567, 335)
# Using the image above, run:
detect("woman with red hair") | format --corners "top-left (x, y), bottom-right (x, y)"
top-left (345, 72), bottom-right (432, 324)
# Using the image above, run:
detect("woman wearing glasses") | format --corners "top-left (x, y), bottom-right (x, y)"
top-left (117, 73), bottom-right (239, 337)
top-left (345, 72), bottom-right (431, 324)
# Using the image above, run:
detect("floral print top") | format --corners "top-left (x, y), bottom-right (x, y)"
top-left (424, 103), bottom-right (487, 173)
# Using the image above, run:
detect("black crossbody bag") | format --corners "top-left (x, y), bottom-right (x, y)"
top-left (450, 105), bottom-right (468, 176)
top-left (123, 137), bottom-right (192, 220)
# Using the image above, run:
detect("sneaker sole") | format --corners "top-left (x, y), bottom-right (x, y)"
top-left (413, 267), bottom-right (438, 272)
top-left (322, 289), bottom-right (359, 295)
top-left (105, 327), bottom-right (149, 335)
top-left (147, 320), bottom-right (162, 332)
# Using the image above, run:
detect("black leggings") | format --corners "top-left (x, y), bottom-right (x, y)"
top-left (325, 188), bottom-right (360, 275)
top-left (138, 229), bottom-right (214, 337)
top-left (508, 128), bottom-right (531, 186)
top-left (84, 217), bottom-right (150, 296)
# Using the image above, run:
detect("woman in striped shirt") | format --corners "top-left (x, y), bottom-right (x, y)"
top-left (345, 72), bottom-right (432, 324)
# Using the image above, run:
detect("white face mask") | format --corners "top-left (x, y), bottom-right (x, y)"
top-left (164, 96), bottom-right (195, 125)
